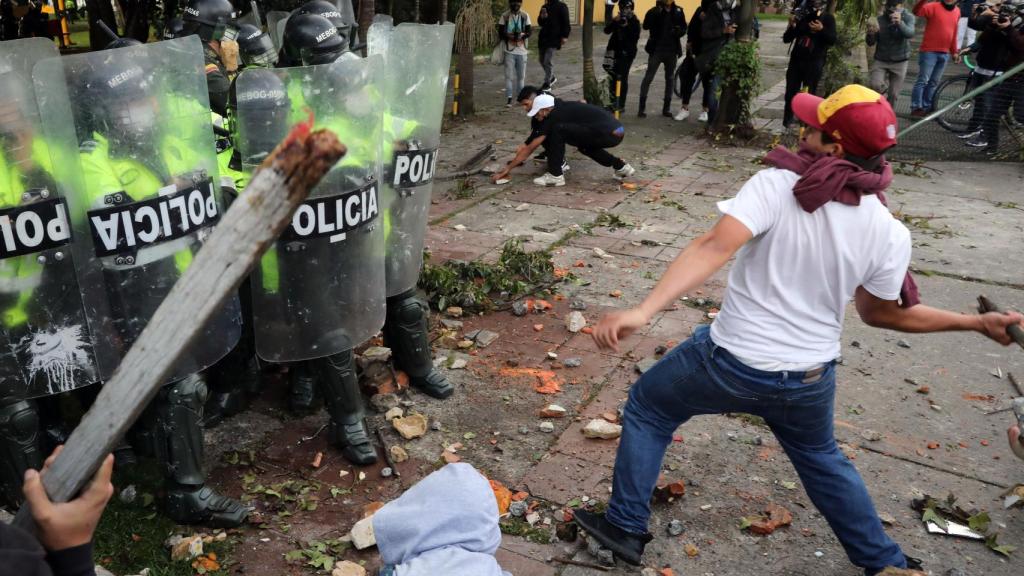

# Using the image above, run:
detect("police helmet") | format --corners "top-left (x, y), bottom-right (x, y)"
top-left (282, 13), bottom-right (347, 66)
top-left (234, 69), bottom-right (291, 164)
top-left (237, 24), bottom-right (279, 67)
top-left (85, 56), bottom-right (158, 140)
top-left (163, 16), bottom-right (186, 39)
top-left (0, 72), bottom-right (35, 138)
top-left (181, 0), bottom-right (239, 42)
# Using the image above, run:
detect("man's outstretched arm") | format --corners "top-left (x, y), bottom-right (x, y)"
top-left (492, 137), bottom-right (546, 182)
top-left (854, 286), bottom-right (1023, 344)
top-left (593, 215), bottom-right (752, 351)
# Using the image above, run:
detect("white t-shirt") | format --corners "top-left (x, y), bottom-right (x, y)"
top-left (709, 167), bottom-right (912, 370)
top-left (500, 11), bottom-right (531, 56)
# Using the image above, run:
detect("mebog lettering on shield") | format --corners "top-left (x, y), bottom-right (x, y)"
top-left (283, 180), bottom-right (379, 244)
top-left (392, 148), bottom-right (438, 190)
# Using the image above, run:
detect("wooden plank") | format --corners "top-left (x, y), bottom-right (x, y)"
top-left (12, 126), bottom-right (345, 529)
top-left (978, 295), bottom-right (1024, 351)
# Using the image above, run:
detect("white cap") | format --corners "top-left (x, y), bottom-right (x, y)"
top-left (527, 93), bottom-right (555, 117)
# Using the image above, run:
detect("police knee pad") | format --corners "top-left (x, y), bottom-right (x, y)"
top-left (387, 290), bottom-right (427, 326)
top-left (0, 400), bottom-right (41, 442)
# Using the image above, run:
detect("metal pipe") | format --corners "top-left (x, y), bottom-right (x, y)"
top-left (898, 61), bottom-right (1024, 138)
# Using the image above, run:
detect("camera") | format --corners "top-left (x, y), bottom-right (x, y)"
top-left (791, 0), bottom-right (824, 21)
top-left (883, 0), bottom-right (902, 16)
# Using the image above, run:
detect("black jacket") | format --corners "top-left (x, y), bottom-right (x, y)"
top-left (970, 13), bottom-right (1024, 71)
top-left (537, 0), bottom-right (571, 50)
top-left (783, 12), bottom-right (837, 63)
top-left (604, 3), bottom-right (641, 58)
top-left (0, 522), bottom-right (97, 576)
top-left (643, 4), bottom-right (686, 56)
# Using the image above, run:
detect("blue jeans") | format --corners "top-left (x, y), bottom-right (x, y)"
top-left (911, 51), bottom-right (950, 110)
top-left (606, 325), bottom-right (906, 575)
top-left (505, 52), bottom-right (527, 99)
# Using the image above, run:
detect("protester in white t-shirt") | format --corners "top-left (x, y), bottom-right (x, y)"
top-left (574, 85), bottom-right (1023, 575)
top-left (498, 0), bottom-right (533, 107)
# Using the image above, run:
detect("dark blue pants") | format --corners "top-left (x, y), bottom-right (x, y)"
top-left (606, 325), bottom-right (906, 574)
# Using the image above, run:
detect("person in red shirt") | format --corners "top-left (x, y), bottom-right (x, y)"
top-left (910, 0), bottom-right (961, 116)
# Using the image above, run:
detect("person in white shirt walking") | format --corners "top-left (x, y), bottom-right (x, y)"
top-left (574, 84), bottom-right (1024, 575)
top-left (498, 0), bottom-right (533, 107)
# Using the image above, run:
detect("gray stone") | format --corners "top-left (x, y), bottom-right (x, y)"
top-left (515, 203), bottom-right (530, 211)
top-left (635, 357), bottom-right (657, 374)
top-left (474, 330), bottom-right (500, 348)
top-left (861, 429), bottom-right (883, 442)
top-left (582, 419), bottom-right (622, 439)
top-left (587, 537), bottom-right (616, 566)
top-left (897, 339), bottom-right (911, 349)
top-left (119, 484), bottom-right (137, 504)
top-left (509, 500), bottom-right (529, 517)
top-left (569, 299), bottom-right (587, 311)
top-left (380, 467), bottom-right (393, 478)
top-left (532, 222), bottom-right (559, 233)
top-left (449, 358), bottom-right (468, 370)
top-left (358, 346), bottom-right (392, 368)
top-left (512, 301), bottom-right (529, 316)
top-left (440, 318), bottom-right (464, 330)
top-left (464, 329), bottom-right (481, 340)
top-left (350, 516), bottom-right (377, 550)
top-left (565, 311), bottom-right (587, 333)
top-left (539, 421), bottom-right (555, 433)
top-left (945, 569), bottom-right (968, 576)
top-left (519, 425), bottom-right (530, 435)
top-left (562, 357), bottom-right (582, 368)
top-left (851, 340), bottom-right (861, 348)
top-left (666, 519), bottom-right (685, 536)
top-left (430, 420), bottom-right (443, 431)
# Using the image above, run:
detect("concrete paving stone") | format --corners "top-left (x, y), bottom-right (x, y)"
top-left (647, 306), bottom-right (708, 340)
top-left (523, 452), bottom-right (614, 505)
top-left (446, 201), bottom-right (596, 249)
top-left (495, 547), bottom-right (558, 576)
top-left (424, 227), bottom-right (506, 263)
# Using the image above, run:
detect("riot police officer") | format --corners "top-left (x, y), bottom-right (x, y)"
top-left (164, 16), bottom-right (186, 40)
top-left (49, 41), bottom-right (248, 527)
top-left (181, 0), bottom-right (238, 117)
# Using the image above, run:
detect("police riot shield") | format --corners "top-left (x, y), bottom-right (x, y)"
top-left (368, 20), bottom-right (454, 297)
top-left (0, 38), bottom-right (99, 403)
top-left (33, 36), bottom-right (242, 383)
top-left (236, 56), bottom-right (385, 363)
top-left (267, 10), bottom-right (289, 50)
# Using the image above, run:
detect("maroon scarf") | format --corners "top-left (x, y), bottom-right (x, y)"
top-left (763, 143), bottom-right (920, 308)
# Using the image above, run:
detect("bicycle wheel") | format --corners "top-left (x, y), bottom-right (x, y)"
top-left (933, 74), bottom-right (975, 134)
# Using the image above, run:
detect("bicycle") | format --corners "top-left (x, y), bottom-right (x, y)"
top-left (932, 51), bottom-right (977, 133)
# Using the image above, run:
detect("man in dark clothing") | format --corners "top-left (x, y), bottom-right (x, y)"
top-left (491, 94), bottom-right (635, 186)
top-left (0, 448), bottom-right (114, 576)
top-left (963, 2), bottom-right (1024, 152)
top-left (537, 0), bottom-right (571, 89)
top-left (695, 0), bottom-right (739, 124)
top-left (637, 0), bottom-right (686, 117)
top-left (604, 0), bottom-right (641, 112)
top-left (782, 0), bottom-right (837, 128)
top-left (674, 4), bottom-right (714, 121)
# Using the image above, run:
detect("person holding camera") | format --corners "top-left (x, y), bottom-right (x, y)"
top-left (498, 0), bottom-right (533, 108)
top-left (694, 0), bottom-right (739, 125)
top-left (958, 0), bottom-right (986, 49)
top-left (603, 0), bottom-right (641, 112)
top-left (537, 0), bottom-right (571, 90)
top-left (962, 0), bottom-right (1024, 151)
top-left (637, 0), bottom-right (686, 118)
top-left (782, 0), bottom-right (837, 129)
top-left (910, 0), bottom-right (961, 116)
top-left (867, 0), bottom-right (916, 106)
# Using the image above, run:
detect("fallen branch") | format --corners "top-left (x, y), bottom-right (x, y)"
top-left (13, 126), bottom-right (345, 530)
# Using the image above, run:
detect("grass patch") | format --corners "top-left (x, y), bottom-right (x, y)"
top-left (93, 464), bottom-right (235, 576)
top-left (499, 519), bottom-right (553, 544)
top-left (727, 413), bottom-right (769, 429)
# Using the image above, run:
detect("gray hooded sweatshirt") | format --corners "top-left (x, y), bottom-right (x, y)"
top-left (373, 463), bottom-right (512, 576)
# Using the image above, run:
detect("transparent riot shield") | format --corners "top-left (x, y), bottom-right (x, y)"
top-left (236, 1), bottom-right (262, 28)
top-left (267, 10), bottom-right (289, 51)
top-left (236, 56), bottom-right (385, 363)
top-left (0, 38), bottom-right (99, 402)
top-left (368, 21), bottom-right (454, 297)
top-left (33, 36), bottom-right (241, 383)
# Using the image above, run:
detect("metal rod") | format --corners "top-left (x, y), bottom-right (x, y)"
top-left (898, 62), bottom-right (1024, 138)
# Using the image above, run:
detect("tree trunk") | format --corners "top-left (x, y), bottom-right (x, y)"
top-left (439, 0), bottom-right (448, 22)
top-left (414, 0), bottom-right (421, 22)
top-left (711, 0), bottom-right (757, 134)
top-left (358, 0), bottom-right (374, 57)
top-left (85, 0), bottom-right (118, 48)
top-left (581, 0), bottom-right (602, 104)
top-left (457, 49), bottom-right (475, 115)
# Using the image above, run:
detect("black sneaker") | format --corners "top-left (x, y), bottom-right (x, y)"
top-left (506, 97), bottom-right (512, 108)
top-left (958, 129), bottom-right (982, 139)
top-left (965, 134), bottom-right (990, 148)
top-left (638, 111), bottom-right (647, 118)
top-left (573, 509), bottom-right (652, 566)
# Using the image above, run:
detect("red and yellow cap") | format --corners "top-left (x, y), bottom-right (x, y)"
top-left (792, 84), bottom-right (897, 159)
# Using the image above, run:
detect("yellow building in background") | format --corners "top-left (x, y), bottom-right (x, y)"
top-left (520, 0), bottom-right (701, 25)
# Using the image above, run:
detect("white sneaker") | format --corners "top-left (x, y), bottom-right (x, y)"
top-left (614, 163), bottom-right (635, 179)
top-left (534, 173), bottom-right (566, 187)
top-left (673, 108), bottom-right (690, 121)
top-left (562, 162), bottom-right (570, 172)
top-left (697, 111), bottom-right (709, 122)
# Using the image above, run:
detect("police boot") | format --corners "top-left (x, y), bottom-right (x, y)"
top-left (0, 400), bottom-right (45, 508)
top-left (154, 374), bottom-right (250, 527)
top-left (315, 351), bottom-right (377, 466)
top-left (384, 290), bottom-right (454, 400)
top-left (288, 361), bottom-right (317, 413)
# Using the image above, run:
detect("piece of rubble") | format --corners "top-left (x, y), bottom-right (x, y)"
top-left (582, 419), bottom-right (622, 439)
top-left (446, 306), bottom-right (463, 318)
top-left (452, 224), bottom-right (467, 232)
top-left (861, 429), bottom-right (883, 442)
top-left (592, 247), bottom-right (613, 259)
top-left (515, 203), bottom-right (530, 212)
top-left (170, 535), bottom-right (203, 561)
top-left (587, 537), bottom-right (616, 566)
top-left (393, 414), bottom-right (428, 439)
top-left (566, 311), bottom-right (587, 333)
top-left (562, 357), bottom-right (582, 368)
top-left (666, 519), bottom-right (685, 536)
top-left (635, 357), bottom-right (657, 374)
top-left (370, 393), bottom-right (400, 413)
top-left (358, 347), bottom-right (392, 368)
top-left (449, 357), bottom-right (468, 370)
top-left (457, 339), bottom-right (474, 349)
top-left (332, 561), bottom-right (367, 576)
top-left (440, 319), bottom-right (464, 330)
top-left (555, 521), bottom-right (578, 542)
top-left (539, 404), bottom-right (567, 418)
top-left (539, 421), bottom-right (555, 433)
top-left (569, 298), bottom-right (587, 311)
top-left (384, 407), bottom-right (404, 421)
top-left (350, 516), bottom-right (377, 550)
top-left (525, 511), bottom-right (541, 526)
top-left (512, 301), bottom-right (529, 316)
top-left (389, 445), bottom-right (409, 463)
top-left (475, 330), bottom-right (500, 348)
top-left (509, 500), bottom-right (528, 517)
